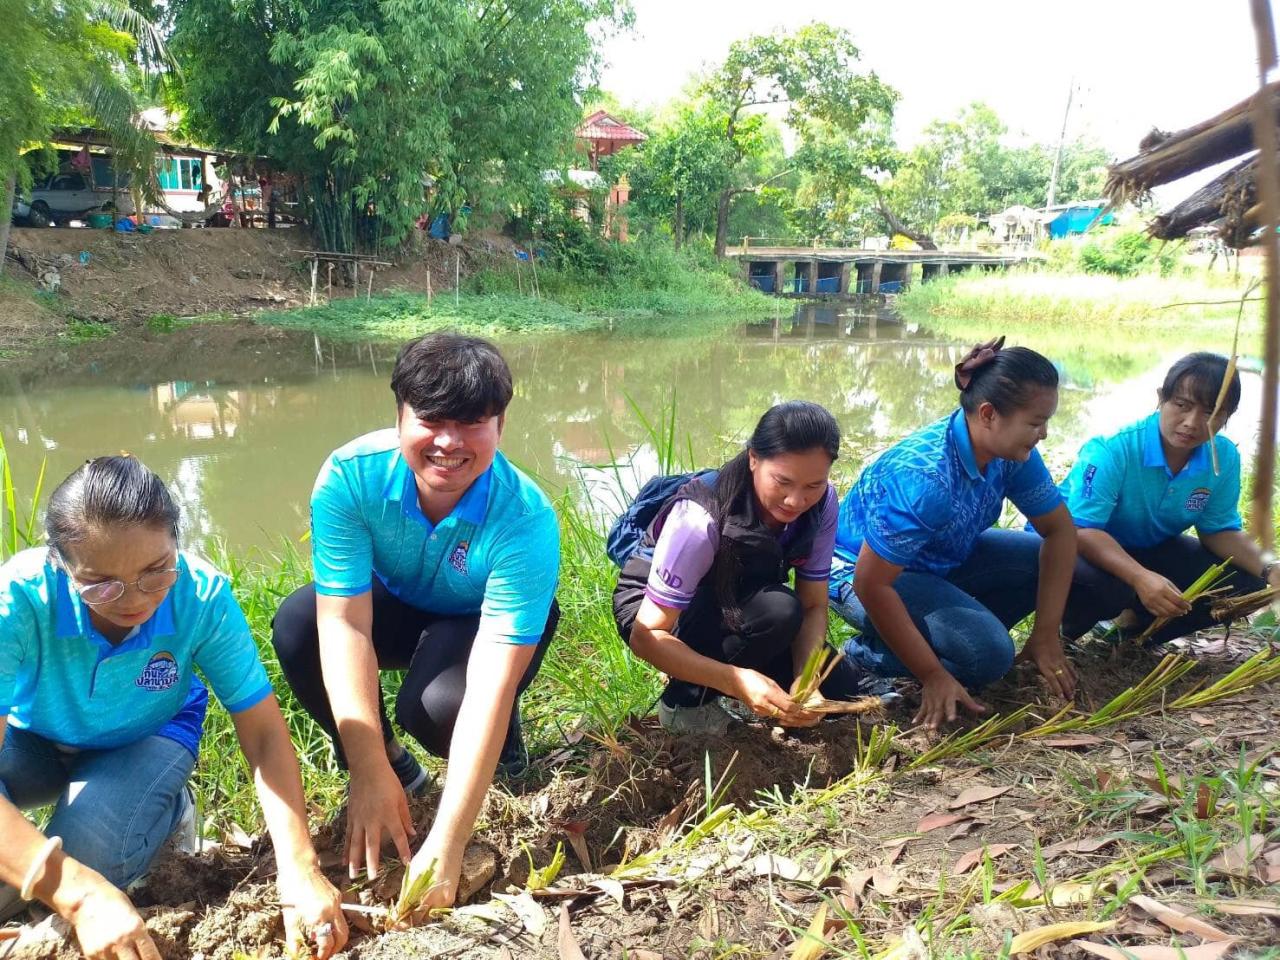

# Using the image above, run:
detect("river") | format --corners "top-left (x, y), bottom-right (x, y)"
top-left (0, 303), bottom-right (1269, 551)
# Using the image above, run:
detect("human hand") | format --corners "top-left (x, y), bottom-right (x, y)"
top-left (914, 670), bottom-right (988, 730)
top-left (400, 842), bottom-right (458, 918)
top-left (346, 762), bottom-right (415, 880)
top-left (64, 880), bottom-right (161, 960)
top-left (735, 669), bottom-right (821, 727)
top-left (279, 863), bottom-right (348, 960)
top-left (1134, 570), bottom-right (1191, 619)
top-left (1018, 633), bottom-right (1077, 700)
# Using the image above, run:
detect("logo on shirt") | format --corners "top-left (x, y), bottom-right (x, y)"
top-left (136, 652), bottom-right (180, 692)
top-left (1185, 487), bottom-right (1212, 512)
top-left (657, 566), bottom-right (684, 590)
top-left (448, 540), bottom-right (470, 574)
top-left (1082, 464), bottom-right (1097, 498)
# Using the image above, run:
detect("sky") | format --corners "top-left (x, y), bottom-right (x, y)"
top-left (599, 0), bottom-right (1265, 166)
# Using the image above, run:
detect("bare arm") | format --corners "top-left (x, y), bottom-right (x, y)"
top-left (405, 639), bottom-right (534, 907)
top-left (231, 697), bottom-right (346, 958)
top-left (0, 718), bottom-right (160, 960)
top-left (1077, 528), bottom-right (1191, 618)
top-left (315, 591), bottom-right (414, 877)
top-left (1200, 529), bottom-right (1280, 586)
top-left (852, 543), bottom-right (986, 728)
top-left (630, 598), bottom-right (815, 724)
top-left (790, 577), bottom-right (832, 677)
top-left (1022, 504), bottom-right (1078, 699)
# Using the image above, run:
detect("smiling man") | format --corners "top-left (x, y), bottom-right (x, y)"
top-left (272, 333), bottom-right (559, 909)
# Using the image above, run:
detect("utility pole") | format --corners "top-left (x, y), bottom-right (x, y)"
top-left (1046, 77), bottom-right (1075, 209)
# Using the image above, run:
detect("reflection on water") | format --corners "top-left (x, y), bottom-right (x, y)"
top-left (0, 304), bottom-right (1269, 551)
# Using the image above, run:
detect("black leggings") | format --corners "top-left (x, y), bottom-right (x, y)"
top-left (271, 579), bottom-right (558, 763)
top-left (620, 582), bottom-right (862, 708)
top-left (1063, 534), bottom-right (1265, 644)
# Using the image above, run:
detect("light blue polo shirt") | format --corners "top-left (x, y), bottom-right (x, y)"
top-left (1060, 412), bottom-right (1243, 549)
top-left (832, 409), bottom-right (1062, 579)
top-left (310, 429), bottom-right (560, 644)
top-left (0, 549), bottom-right (272, 755)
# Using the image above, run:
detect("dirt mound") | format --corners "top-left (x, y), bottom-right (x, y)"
top-left (1, 226), bottom-right (519, 350)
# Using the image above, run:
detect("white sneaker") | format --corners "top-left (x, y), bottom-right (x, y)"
top-left (657, 699), bottom-right (736, 735)
top-left (170, 785), bottom-right (199, 855)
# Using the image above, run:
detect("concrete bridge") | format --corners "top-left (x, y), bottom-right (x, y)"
top-left (727, 243), bottom-right (1031, 296)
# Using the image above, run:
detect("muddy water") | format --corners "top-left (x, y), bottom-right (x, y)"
top-left (0, 303), bottom-right (1269, 551)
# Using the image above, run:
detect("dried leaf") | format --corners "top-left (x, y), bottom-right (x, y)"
top-left (948, 784), bottom-right (1013, 809)
top-left (1189, 712), bottom-right (1216, 726)
top-left (562, 826), bottom-right (593, 875)
top-left (588, 878), bottom-right (625, 907)
top-left (947, 818), bottom-right (981, 841)
top-left (1209, 897), bottom-right (1280, 918)
top-left (1009, 921), bottom-right (1113, 954)
top-left (751, 854), bottom-right (806, 881)
top-left (1073, 940), bottom-right (1236, 959)
top-left (493, 892), bottom-right (547, 937)
top-left (558, 903), bottom-right (587, 960)
top-left (1041, 836), bottom-right (1117, 859)
top-left (1040, 734), bottom-right (1105, 749)
top-left (1195, 783), bottom-right (1214, 821)
top-left (789, 903), bottom-right (829, 960)
top-left (1210, 833), bottom-right (1266, 875)
top-left (870, 866), bottom-right (901, 896)
top-left (882, 840), bottom-right (908, 864)
top-left (1048, 881), bottom-right (1108, 906)
top-left (917, 812), bottom-right (967, 834)
top-left (628, 952), bottom-right (664, 960)
top-left (952, 843), bottom-right (1017, 875)
top-left (839, 869), bottom-right (873, 903)
top-left (1129, 894), bottom-right (1232, 942)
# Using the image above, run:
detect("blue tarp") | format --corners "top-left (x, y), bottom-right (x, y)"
top-left (1047, 204), bottom-right (1114, 238)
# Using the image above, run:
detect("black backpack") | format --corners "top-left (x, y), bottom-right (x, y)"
top-left (605, 469), bottom-right (718, 567)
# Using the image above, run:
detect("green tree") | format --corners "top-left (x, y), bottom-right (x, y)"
top-left (698, 23), bottom-right (897, 256)
top-left (169, 0), bottom-right (626, 253)
top-left (1, 0), bottom-right (167, 276)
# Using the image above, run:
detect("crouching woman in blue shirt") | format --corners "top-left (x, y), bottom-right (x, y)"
top-left (0, 457), bottom-right (345, 960)
top-left (1059, 352), bottom-right (1277, 643)
top-left (829, 340), bottom-right (1079, 729)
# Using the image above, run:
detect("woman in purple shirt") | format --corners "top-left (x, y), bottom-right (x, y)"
top-left (612, 402), bottom-right (860, 734)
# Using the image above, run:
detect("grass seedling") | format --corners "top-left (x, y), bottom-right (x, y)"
top-left (1169, 647), bottom-right (1280, 708)
top-left (1210, 584), bottom-right (1280, 622)
top-left (906, 705), bottom-right (1035, 768)
top-left (524, 841), bottom-right (566, 890)
top-left (392, 857), bottom-right (437, 926)
top-left (0, 433), bottom-right (46, 559)
top-left (1134, 558), bottom-right (1235, 642)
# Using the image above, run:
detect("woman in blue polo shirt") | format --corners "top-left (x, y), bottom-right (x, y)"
top-left (829, 339), bottom-right (1079, 729)
top-left (0, 457), bottom-right (345, 959)
top-left (1059, 352), bottom-right (1276, 643)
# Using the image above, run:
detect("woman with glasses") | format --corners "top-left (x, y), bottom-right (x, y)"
top-left (0, 457), bottom-right (346, 960)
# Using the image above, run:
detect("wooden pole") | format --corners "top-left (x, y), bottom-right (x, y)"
top-left (455, 252), bottom-right (460, 309)
top-left (1250, 0), bottom-right (1280, 553)
top-left (426, 266), bottom-right (432, 308)
top-left (327, 263), bottom-right (333, 302)
top-left (309, 258), bottom-right (318, 307)
top-left (366, 269), bottom-right (374, 301)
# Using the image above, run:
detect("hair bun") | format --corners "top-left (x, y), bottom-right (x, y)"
top-left (954, 335), bottom-right (1006, 390)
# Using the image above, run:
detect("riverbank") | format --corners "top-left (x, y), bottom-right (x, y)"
top-left (0, 229), bottom-right (774, 357)
top-left (897, 270), bottom-right (1263, 385)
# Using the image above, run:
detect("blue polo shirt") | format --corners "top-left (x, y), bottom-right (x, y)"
top-left (0, 549), bottom-right (272, 755)
top-left (310, 430), bottom-right (559, 644)
top-left (832, 409), bottom-right (1062, 578)
top-left (1060, 412), bottom-right (1243, 549)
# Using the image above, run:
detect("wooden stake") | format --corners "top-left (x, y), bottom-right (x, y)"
top-left (308, 258), bottom-right (318, 306)
top-left (327, 262), bottom-right (333, 302)
top-left (455, 252), bottom-right (460, 308)
top-left (427, 266), bottom-right (432, 308)
top-left (1249, 0), bottom-right (1280, 553)
top-left (366, 269), bottom-right (374, 301)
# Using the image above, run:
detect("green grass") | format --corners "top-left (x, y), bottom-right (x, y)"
top-left (254, 240), bottom-right (774, 341)
top-left (897, 269), bottom-right (1264, 386)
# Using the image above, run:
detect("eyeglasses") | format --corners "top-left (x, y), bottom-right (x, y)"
top-left (67, 568), bottom-right (180, 605)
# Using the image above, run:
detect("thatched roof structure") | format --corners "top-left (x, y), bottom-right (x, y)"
top-left (1106, 84), bottom-right (1280, 247)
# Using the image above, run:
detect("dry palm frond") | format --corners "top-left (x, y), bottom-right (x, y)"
top-left (1134, 558), bottom-right (1236, 642)
top-left (1210, 584), bottom-right (1280, 621)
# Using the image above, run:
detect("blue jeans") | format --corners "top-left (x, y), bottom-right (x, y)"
top-left (0, 727), bottom-right (195, 890)
top-left (830, 529), bottom-right (1042, 688)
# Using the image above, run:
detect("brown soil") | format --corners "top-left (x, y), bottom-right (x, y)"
top-left (3, 633), bottom-right (1278, 959)
top-left (0, 226), bottom-right (518, 355)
